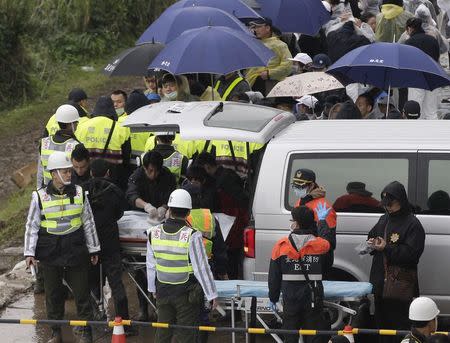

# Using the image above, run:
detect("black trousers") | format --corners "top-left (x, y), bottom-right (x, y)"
top-left (282, 299), bottom-right (330, 343)
top-left (42, 262), bottom-right (92, 331)
top-left (89, 253), bottom-right (129, 319)
top-left (374, 296), bottom-right (410, 343)
top-left (226, 247), bottom-right (243, 280)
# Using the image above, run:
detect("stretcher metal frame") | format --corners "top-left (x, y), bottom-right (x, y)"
top-left (215, 277), bottom-right (372, 343)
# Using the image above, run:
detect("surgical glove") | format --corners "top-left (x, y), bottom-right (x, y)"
top-left (157, 206), bottom-right (167, 221)
top-left (144, 203), bottom-right (155, 214)
top-left (315, 202), bottom-right (332, 221)
top-left (269, 301), bottom-right (278, 312)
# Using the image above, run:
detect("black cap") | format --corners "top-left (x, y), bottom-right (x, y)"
top-left (68, 88), bottom-right (88, 102)
top-left (249, 17), bottom-right (272, 27)
top-left (292, 168), bottom-right (316, 187)
top-left (403, 100), bottom-right (420, 119)
top-left (92, 96), bottom-right (116, 118)
top-left (311, 54), bottom-right (331, 69)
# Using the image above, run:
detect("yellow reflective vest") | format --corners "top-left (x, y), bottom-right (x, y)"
top-left (77, 116), bottom-right (130, 164)
top-left (214, 76), bottom-right (244, 101)
top-left (40, 136), bottom-right (79, 186)
top-left (187, 209), bottom-right (215, 259)
top-left (37, 185), bottom-right (84, 235)
top-left (144, 134), bottom-right (197, 159)
top-left (150, 225), bottom-right (194, 285)
top-left (118, 114), bottom-right (150, 166)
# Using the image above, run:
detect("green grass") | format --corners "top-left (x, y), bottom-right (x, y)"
top-left (0, 60), bottom-right (133, 139)
top-left (0, 184), bottom-right (33, 246)
top-left (0, 58), bottom-right (135, 244)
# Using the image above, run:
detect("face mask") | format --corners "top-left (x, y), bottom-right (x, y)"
top-left (294, 187), bottom-right (308, 199)
top-left (57, 170), bottom-right (71, 186)
top-left (292, 65), bottom-right (301, 74)
top-left (165, 91), bottom-right (178, 101)
top-left (116, 107), bottom-right (125, 116)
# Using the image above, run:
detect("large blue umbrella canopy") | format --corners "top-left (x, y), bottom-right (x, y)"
top-left (167, 0), bottom-right (261, 20)
top-left (326, 42), bottom-right (450, 90)
top-left (137, 6), bottom-right (251, 44)
top-left (149, 26), bottom-right (275, 75)
top-left (258, 0), bottom-right (330, 35)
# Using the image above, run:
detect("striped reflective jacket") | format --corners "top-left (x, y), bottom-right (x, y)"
top-left (150, 225), bottom-right (194, 285)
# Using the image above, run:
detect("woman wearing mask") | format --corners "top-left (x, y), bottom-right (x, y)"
top-left (161, 74), bottom-right (199, 102)
top-left (367, 181), bottom-right (425, 343)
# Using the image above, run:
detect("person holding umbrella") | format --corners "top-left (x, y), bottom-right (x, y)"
top-left (404, 17), bottom-right (440, 120)
top-left (245, 17), bottom-right (292, 96)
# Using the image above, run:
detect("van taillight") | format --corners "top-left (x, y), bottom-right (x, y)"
top-left (244, 227), bottom-right (255, 258)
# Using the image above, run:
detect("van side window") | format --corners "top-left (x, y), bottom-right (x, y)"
top-left (419, 157), bottom-right (450, 215)
top-left (285, 154), bottom-right (412, 213)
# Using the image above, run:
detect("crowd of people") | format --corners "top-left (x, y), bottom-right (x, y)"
top-left (19, 0), bottom-right (450, 341)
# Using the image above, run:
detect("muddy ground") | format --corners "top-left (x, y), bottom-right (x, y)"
top-left (0, 76), bottom-right (143, 203)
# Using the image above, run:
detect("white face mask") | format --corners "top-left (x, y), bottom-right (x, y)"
top-left (165, 91), bottom-right (178, 101)
top-left (57, 170), bottom-right (71, 186)
top-left (116, 107), bottom-right (125, 116)
top-left (293, 187), bottom-right (308, 199)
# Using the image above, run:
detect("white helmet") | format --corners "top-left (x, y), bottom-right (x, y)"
top-left (55, 104), bottom-right (79, 123)
top-left (409, 297), bottom-right (440, 321)
top-left (168, 189), bottom-right (192, 209)
top-left (47, 151), bottom-right (73, 171)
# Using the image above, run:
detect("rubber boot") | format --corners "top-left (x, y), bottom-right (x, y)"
top-left (76, 327), bottom-right (92, 343)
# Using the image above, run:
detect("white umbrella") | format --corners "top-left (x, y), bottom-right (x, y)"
top-left (267, 72), bottom-right (344, 98)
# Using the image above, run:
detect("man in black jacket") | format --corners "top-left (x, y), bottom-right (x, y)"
top-left (327, 21), bottom-right (371, 63)
top-left (82, 159), bottom-right (133, 332)
top-left (367, 181), bottom-right (425, 343)
top-left (125, 151), bottom-right (176, 320)
top-left (405, 18), bottom-right (440, 62)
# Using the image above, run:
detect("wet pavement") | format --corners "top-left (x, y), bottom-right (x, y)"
top-left (0, 276), bottom-right (272, 342)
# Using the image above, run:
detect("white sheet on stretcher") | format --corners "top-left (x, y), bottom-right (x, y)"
top-left (117, 210), bottom-right (236, 241)
top-left (215, 280), bottom-right (373, 300)
top-left (118, 211), bottom-right (160, 240)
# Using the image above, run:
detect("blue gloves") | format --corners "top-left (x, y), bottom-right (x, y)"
top-left (315, 202), bottom-right (332, 221)
top-left (269, 301), bottom-right (278, 312)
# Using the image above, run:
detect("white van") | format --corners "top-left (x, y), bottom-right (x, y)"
top-left (124, 101), bottom-right (450, 315)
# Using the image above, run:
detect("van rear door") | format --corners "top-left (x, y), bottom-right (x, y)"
top-left (122, 101), bottom-right (295, 144)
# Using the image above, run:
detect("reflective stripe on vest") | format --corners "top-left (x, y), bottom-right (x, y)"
top-left (163, 151), bottom-right (183, 181)
top-left (37, 185), bottom-right (84, 235)
top-left (151, 225), bottom-right (194, 285)
top-left (76, 117), bottom-right (129, 164)
top-left (214, 77), bottom-right (244, 101)
top-left (40, 137), bottom-right (78, 186)
top-left (282, 274), bottom-right (323, 281)
top-left (187, 209), bottom-right (215, 259)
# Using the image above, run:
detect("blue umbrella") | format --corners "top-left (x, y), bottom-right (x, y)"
top-left (167, 0), bottom-right (261, 20)
top-left (258, 0), bottom-right (330, 35)
top-left (137, 6), bottom-right (251, 44)
top-left (327, 42), bottom-right (450, 90)
top-left (149, 26), bottom-right (275, 75)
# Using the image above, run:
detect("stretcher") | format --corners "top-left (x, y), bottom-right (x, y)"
top-left (215, 280), bottom-right (373, 343)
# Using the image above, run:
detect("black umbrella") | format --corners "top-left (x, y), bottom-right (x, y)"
top-left (102, 42), bottom-right (164, 77)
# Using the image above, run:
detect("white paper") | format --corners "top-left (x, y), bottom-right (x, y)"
top-left (213, 213), bottom-right (236, 241)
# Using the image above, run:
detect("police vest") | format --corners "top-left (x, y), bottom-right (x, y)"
top-left (40, 136), bottom-right (78, 186)
top-left (163, 151), bottom-right (184, 181)
top-left (37, 185), bottom-right (84, 235)
top-left (214, 77), bottom-right (244, 101)
top-left (282, 254), bottom-right (323, 281)
top-left (144, 134), bottom-right (197, 159)
top-left (151, 225), bottom-right (194, 285)
top-left (77, 116), bottom-right (130, 164)
top-left (187, 209), bottom-right (215, 258)
top-left (117, 115), bottom-right (149, 166)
